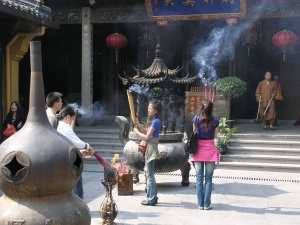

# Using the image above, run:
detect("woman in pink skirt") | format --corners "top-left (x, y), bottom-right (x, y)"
top-left (191, 99), bottom-right (219, 210)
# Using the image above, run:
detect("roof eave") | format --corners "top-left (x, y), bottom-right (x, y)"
top-left (0, 4), bottom-right (59, 30)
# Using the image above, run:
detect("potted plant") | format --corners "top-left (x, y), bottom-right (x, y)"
top-left (216, 117), bottom-right (237, 155)
top-left (216, 76), bottom-right (247, 119)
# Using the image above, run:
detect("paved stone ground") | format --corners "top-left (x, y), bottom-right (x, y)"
top-left (83, 164), bottom-right (300, 225)
top-left (82, 119), bottom-right (300, 224)
top-left (1, 167), bottom-right (299, 225)
top-left (1, 120), bottom-right (299, 224)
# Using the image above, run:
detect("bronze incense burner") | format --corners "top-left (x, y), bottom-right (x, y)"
top-left (0, 41), bottom-right (90, 224)
top-left (116, 40), bottom-right (197, 186)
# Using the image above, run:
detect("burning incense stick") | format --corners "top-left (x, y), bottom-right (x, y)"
top-left (208, 81), bottom-right (211, 101)
top-left (126, 90), bottom-right (136, 123)
top-left (93, 152), bottom-right (113, 168)
top-left (205, 83), bottom-right (208, 100)
top-left (212, 83), bottom-right (216, 103)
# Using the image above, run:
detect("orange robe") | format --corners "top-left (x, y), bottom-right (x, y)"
top-left (255, 80), bottom-right (277, 124)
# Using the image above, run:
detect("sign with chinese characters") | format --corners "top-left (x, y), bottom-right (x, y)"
top-left (185, 92), bottom-right (226, 119)
top-left (146, 0), bottom-right (246, 20)
top-left (186, 94), bottom-right (203, 116)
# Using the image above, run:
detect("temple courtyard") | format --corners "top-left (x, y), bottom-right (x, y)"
top-left (82, 120), bottom-right (300, 225)
top-left (0, 121), bottom-right (299, 224)
top-left (84, 164), bottom-right (300, 225)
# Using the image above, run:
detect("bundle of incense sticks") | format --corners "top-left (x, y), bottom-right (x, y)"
top-left (127, 90), bottom-right (136, 123)
top-left (93, 152), bottom-right (113, 168)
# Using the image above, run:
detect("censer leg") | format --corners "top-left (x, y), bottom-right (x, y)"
top-left (180, 162), bottom-right (191, 186)
top-left (130, 166), bottom-right (140, 184)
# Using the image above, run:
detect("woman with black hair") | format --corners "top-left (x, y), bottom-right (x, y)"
top-left (57, 106), bottom-right (94, 199)
top-left (133, 100), bottom-right (162, 206)
top-left (191, 99), bottom-right (219, 210)
top-left (3, 101), bottom-right (26, 133)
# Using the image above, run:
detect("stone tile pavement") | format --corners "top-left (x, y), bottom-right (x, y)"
top-left (83, 164), bottom-right (300, 225)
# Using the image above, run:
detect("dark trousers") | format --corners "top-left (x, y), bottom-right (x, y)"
top-left (275, 100), bottom-right (282, 124)
top-left (73, 176), bottom-right (83, 199)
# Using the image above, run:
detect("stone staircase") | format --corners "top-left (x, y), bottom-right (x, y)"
top-left (75, 126), bottom-right (124, 164)
top-left (75, 121), bottom-right (300, 173)
top-left (220, 133), bottom-right (300, 173)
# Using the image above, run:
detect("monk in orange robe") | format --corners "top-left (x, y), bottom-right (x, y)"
top-left (255, 71), bottom-right (278, 131)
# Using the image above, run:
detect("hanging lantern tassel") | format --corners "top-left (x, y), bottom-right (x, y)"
top-left (115, 49), bottom-right (119, 64)
top-left (282, 47), bottom-right (286, 62)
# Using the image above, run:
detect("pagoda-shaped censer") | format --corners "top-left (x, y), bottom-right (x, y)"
top-left (119, 39), bottom-right (198, 85)
top-left (116, 40), bottom-right (198, 186)
top-left (0, 42), bottom-right (91, 224)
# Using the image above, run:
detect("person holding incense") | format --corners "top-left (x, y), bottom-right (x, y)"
top-left (57, 106), bottom-right (94, 199)
top-left (133, 100), bottom-right (162, 206)
top-left (255, 71), bottom-right (278, 131)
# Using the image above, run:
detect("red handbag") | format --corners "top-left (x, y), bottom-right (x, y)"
top-left (3, 125), bottom-right (16, 137)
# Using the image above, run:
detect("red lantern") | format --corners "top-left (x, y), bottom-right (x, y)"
top-left (106, 33), bottom-right (128, 63)
top-left (272, 30), bottom-right (298, 61)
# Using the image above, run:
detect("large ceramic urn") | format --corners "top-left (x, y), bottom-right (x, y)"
top-left (0, 42), bottom-right (91, 224)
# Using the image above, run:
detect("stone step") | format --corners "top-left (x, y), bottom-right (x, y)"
top-left (227, 146), bottom-right (300, 156)
top-left (88, 148), bottom-right (124, 157)
top-left (74, 129), bottom-right (119, 135)
top-left (232, 133), bottom-right (300, 141)
top-left (83, 155), bottom-right (121, 165)
top-left (86, 142), bottom-right (124, 150)
top-left (229, 139), bottom-right (300, 148)
top-left (218, 162), bottom-right (300, 173)
top-left (77, 134), bottom-right (120, 143)
top-left (221, 154), bottom-right (300, 165)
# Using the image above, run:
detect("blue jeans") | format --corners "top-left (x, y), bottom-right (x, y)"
top-left (146, 160), bottom-right (157, 203)
top-left (73, 176), bottom-right (83, 199)
top-left (194, 161), bottom-right (215, 208)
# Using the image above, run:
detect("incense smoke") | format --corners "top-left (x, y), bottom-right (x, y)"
top-left (68, 101), bottom-right (106, 118)
top-left (128, 84), bottom-right (154, 99)
top-left (192, 1), bottom-right (270, 81)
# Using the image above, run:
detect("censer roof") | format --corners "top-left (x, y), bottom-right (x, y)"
top-left (119, 41), bottom-right (198, 85)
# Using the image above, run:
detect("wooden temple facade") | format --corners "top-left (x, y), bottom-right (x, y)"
top-left (1, 0), bottom-right (300, 127)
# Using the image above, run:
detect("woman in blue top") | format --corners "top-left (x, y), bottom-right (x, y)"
top-left (134, 100), bottom-right (162, 206)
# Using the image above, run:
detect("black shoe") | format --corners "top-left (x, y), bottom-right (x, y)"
top-left (141, 200), bottom-right (156, 206)
top-left (270, 127), bottom-right (275, 131)
top-left (264, 127), bottom-right (268, 130)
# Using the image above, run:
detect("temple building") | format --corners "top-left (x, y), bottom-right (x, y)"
top-left (1, 0), bottom-right (300, 127)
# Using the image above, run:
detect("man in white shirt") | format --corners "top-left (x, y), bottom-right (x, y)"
top-left (57, 106), bottom-right (94, 199)
top-left (46, 92), bottom-right (63, 129)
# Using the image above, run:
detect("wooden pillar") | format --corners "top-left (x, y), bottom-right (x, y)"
top-left (81, 7), bottom-right (93, 120)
